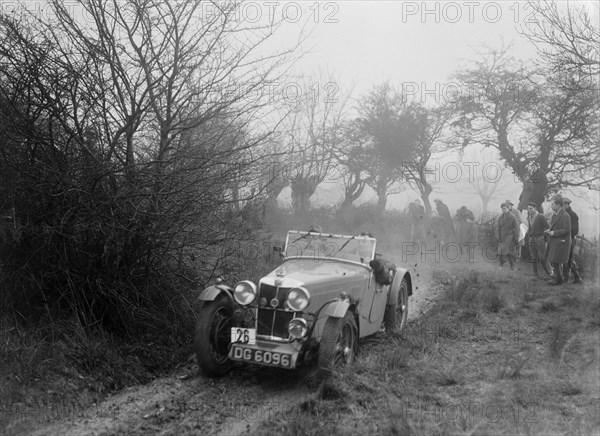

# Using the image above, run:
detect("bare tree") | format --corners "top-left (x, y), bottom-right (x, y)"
top-left (329, 120), bottom-right (373, 212)
top-left (281, 74), bottom-right (349, 215)
top-left (452, 47), bottom-right (599, 210)
top-left (0, 0), bottom-right (304, 328)
top-left (402, 105), bottom-right (451, 215)
top-left (455, 147), bottom-right (515, 213)
top-left (356, 82), bottom-right (419, 213)
top-left (521, 0), bottom-right (599, 80)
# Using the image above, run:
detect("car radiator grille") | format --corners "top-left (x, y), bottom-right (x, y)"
top-left (257, 309), bottom-right (293, 339)
top-left (256, 284), bottom-right (293, 339)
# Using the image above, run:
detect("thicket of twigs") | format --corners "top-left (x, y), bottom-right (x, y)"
top-left (0, 1), bottom-right (297, 338)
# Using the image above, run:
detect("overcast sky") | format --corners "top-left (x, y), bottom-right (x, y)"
top-left (290, 1), bottom-right (597, 93)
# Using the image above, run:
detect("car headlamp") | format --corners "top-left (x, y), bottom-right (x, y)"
top-left (288, 318), bottom-right (308, 340)
top-left (286, 287), bottom-right (310, 312)
top-left (233, 281), bottom-right (257, 305)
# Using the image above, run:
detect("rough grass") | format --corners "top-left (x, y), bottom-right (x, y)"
top-left (0, 315), bottom-right (193, 435)
top-left (257, 266), bottom-right (600, 436)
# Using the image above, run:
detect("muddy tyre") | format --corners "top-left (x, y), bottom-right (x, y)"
top-left (384, 277), bottom-right (409, 333)
top-left (194, 296), bottom-right (234, 377)
top-left (318, 312), bottom-right (358, 372)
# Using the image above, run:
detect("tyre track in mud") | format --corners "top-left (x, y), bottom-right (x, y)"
top-left (26, 260), bottom-right (441, 436)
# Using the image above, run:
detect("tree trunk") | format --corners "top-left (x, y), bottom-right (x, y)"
top-left (341, 175), bottom-right (366, 212)
top-left (482, 197), bottom-right (490, 214)
top-left (291, 176), bottom-right (318, 215)
top-left (421, 181), bottom-right (433, 216)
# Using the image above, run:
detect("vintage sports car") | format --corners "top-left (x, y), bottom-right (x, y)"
top-left (194, 230), bottom-right (412, 376)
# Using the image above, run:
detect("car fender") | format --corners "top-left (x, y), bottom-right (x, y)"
top-left (196, 284), bottom-right (234, 304)
top-left (322, 299), bottom-right (350, 318)
top-left (387, 268), bottom-right (411, 306)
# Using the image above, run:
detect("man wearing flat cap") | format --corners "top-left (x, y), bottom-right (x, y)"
top-left (562, 197), bottom-right (583, 284)
top-left (495, 202), bottom-right (520, 270)
top-left (544, 196), bottom-right (571, 285)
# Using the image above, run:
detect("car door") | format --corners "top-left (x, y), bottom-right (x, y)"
top-left (357, 268), bottom-right (388, 337)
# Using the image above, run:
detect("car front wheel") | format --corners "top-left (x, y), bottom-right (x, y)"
top-left (318, 311), bottom-right (358, 372)
top-left (194, 296), bottom-right (234, 377)
top-left (384, 277), bottom-right (409, 333)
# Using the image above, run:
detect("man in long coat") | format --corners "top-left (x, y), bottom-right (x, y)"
top-left (426, 211), bottom-right (445, 246)
top-left (505, 199), bottom-right (524, 259)
top-left (456, 206), bottom-right (477, 256)
top-left (561, 197), bottom-right (582, 284)
top-left (526, 201), bottom-right (551, 278)
top-left (495, 202), bottom-right (520, 269)
top-left (545, 196), bottom-right (571, 285)
top-left (408, 200), bottom-right (426, 246)
top-left (433, 198), bottom-right (455, 243)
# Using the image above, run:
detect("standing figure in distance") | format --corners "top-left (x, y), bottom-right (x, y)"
top-left (427, 210), bottom-right (445, 246)
top-left (495, 202), bottom-right (520, 270)
top-left (561, 197), bottom-right (583, 284)
top-left (505, 200), bottom-right (524, 260)
top-left (455, 205), bottom-right (476, 257)
top-left (408, 199), bottom-right (426, 247)
top-left (545, 196), bottom-right (571, 285)
top-left (525, 201), bottom-right (552, 279)
top-left (434, 198), bottom-right (455, 243)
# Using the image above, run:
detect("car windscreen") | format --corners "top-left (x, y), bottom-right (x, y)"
top-left (284, 231), bottom-right (376, 264)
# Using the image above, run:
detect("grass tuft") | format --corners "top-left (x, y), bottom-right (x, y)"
top-left (540, 300), bottom-right (559, 312)
top-left (549, 324), bottom-right (569, 358)
top-left (318, 380), bottom-right (347, 401)
top-left (485, 289), bottom-right (506, 313)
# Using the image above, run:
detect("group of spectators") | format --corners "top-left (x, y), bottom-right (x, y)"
top-left (494, 195), bottom-right (582, 285)
top-left (406, 194), bottom-right (584, 285)
top-left (407, 199), bottom-right (477, 252)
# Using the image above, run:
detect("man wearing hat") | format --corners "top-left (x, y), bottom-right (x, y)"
top-left (562, 197), bottom-right (583, 284)
top-left (505, 200), bottom-right (521, 222)
top-left (544, 196), bottom-right (572, 285)
top-left (495, 202), bottom-right (520, 270)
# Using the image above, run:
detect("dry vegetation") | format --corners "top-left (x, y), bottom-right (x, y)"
top-left (258, 265), bottom-right (600, 436)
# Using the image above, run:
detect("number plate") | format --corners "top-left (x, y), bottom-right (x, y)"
top-left (230, 344), bottom-right (293, 368)
top-left (230, 327), bottom-right (256, 345)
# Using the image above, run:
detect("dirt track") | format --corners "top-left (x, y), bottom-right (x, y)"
top-left (26, 260), bottom-right (442, 436)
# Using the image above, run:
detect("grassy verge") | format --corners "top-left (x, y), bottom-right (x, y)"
top-left (260, 267), bottom-right (600, 435)
top-left (0, 315), bottom-right (192, 435)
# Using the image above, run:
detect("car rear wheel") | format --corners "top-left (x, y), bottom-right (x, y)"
top-left (194, 296), bottom-right (234, 377)
top-left (318, 312), bottom-right (358, 372)
top-left (384, 277), bottom-right (409, 333)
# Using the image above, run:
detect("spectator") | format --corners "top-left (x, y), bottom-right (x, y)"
top-left (562, 198), bottom-right (583, 284)
top-left (506, 199), bottom-right (524, 260)
top-left (526, 201), bottom-right (552, 279)
top-left (433, 198), bottom-right (455, 243)
top-left (408, 200), bottom-right (426, 246)
top-left (426, 210), bottom-right (445, 246)
top-left (495, 202), bottom-right (520, 270)
top-left (455, 205), bottom-right (477, 256)
top-left (545, 196), bottom-right (571, 285)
